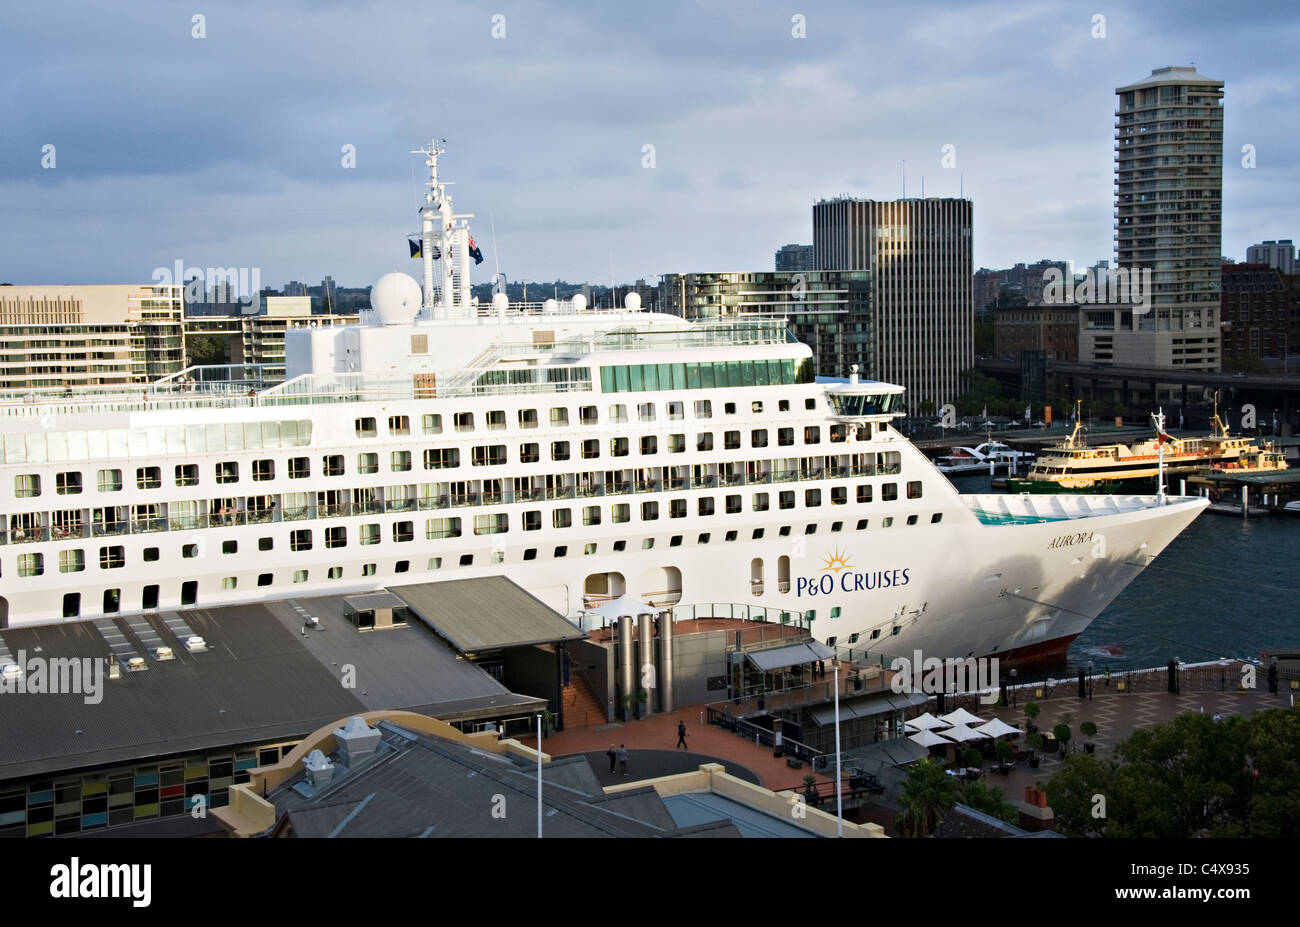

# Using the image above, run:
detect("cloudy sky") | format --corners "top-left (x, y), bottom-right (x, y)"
top-left (1, 0), bottom-right (1296, 290)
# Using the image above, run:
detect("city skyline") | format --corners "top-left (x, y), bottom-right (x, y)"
top-left (1, 1), bottom-right (1297, 289)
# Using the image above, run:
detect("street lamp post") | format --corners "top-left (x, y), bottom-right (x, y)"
top-left (833, 658), bottom-right (843, 838)
top-left (1010, 668), bottom-right (1018, 708)
top-left (1087, 661), bottom-right (1094, 700)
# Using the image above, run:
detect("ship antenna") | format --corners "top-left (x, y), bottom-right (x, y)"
top-left (490, 206), bottom-right (501, 284)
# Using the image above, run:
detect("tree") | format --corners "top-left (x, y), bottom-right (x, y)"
top-left (958, 779), bottom-right (1018, 825)
top-left (186, 334), bottom-right (230, 366)
top-left (895, 758), bottom-right (957, 837)
top-left (1043, 753), bottom-right (1117, 838)
top-left (1042, 711), bottom-right (1285, 837)
top-left (1053, 722), bottom-right (1072, 754)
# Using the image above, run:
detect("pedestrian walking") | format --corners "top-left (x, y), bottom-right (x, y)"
top-left (676, 721), bottom-right (688, 750)
top-left (617, 744), bottom-right (629, 776)
top-left (606, 743), bottom-right (617, 774)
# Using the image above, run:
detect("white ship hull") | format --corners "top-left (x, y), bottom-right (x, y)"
top-left (0, 380), bottom-right (1207, 666)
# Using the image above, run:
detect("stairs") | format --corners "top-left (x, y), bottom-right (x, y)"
top-left (561, 674), bottom-right (607, 730)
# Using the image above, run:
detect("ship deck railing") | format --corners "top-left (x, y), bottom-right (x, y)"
top-left (494, 319), bottom-right (794, 360)
top-left (0, 369), bottom-right (598, 420)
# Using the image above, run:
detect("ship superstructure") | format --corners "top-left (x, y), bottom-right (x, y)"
top-left (0, 143), bottom-right (1209, 665)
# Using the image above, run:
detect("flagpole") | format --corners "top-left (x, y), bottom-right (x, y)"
top-left (1157, 407), bottom-right (1166, 505)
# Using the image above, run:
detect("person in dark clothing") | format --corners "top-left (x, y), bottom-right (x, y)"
top-left (617, 744), bottom-right (629, 776)
top-left (676, 721), bottom-right (688, 750)
top-left (606, 744), bottom-right (617, 774)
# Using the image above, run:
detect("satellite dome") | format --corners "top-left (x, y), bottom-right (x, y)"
top-left (543, 298), bottom-right (558, 314)
top-left (492, 292), bottom-right (509, 314)
top-left (571, 293), bottom-right (587, 312)
top-left (624, 292), bottom-right (642, 311)
top-left (370, 273), bottom-right (422, 325)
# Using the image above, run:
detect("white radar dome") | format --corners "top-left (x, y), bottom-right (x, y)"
top-left (544, 298), bottom-right (558, 314)
top-left (571, 293), bottom-right (587, 312)
top-left (492, 292), bottom-right (509, 314)
top-left (624, 292), bottom-right (642, 311)
top-left (370, 273), bottom-right (422, 325)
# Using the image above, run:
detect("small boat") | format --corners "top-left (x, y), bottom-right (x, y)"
top-left (935, 441), bottom-right (1035, 475)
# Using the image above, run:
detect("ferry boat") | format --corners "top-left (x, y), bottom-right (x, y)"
top-left (1006, 403), bottom-right (1282, 494)
top-left (934, 441), bottom-right (1034, 476)
top-left (0, 142), bottom-right (1210, 666)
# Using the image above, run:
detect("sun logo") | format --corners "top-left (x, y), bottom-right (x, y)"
top-left (822, 548), bottom-right (852, 574)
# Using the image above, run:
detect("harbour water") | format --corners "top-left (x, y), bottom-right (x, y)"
top-left (948, 473), bottom-right (1300, 673)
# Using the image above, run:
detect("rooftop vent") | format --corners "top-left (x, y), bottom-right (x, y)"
top-left (0, 662), bottom-right (22, 680)
top-left (334, 716), bottom-right (381, 766)
top-left (184, 635), bottom-right (207, 653)
top-left (127, 656), bottom-right (146, 672)
top-left (153, 646), bottom-right (175, 661)
top-left (303, 749), bottom-right (336, 788)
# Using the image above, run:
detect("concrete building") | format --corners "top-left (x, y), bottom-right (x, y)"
top-left (1220, 263), bottom-right (1299, 368)
top-left (0, 285), bottom-right (356, 392)
top-left (993, 304), bottom-right (1081, 361)
top-left (813, 197), bottom-right (973, 413)
top-left (658, 270), bottom-right (873, 379)
top-left (1115, 66), bottom-right (1224, 371)
top-left (0, 584), bottom-right (550, 837)
top-left (1246, 240), bottom-right (1296, 275)
top-left (775, 243), bottom-right (815, 272)
top-left (973, 269), bottom-right (1002, 316)
top-left (0, 285), bottom-right (184, 391)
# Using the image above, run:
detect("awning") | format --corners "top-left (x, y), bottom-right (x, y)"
top-left (744, 641), bottom-right (836, 672)
top-left (808, 691), bottom-right (927, 726)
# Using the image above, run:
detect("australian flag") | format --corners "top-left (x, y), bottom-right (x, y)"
top-left (468, 236), bottom-right (484, 265)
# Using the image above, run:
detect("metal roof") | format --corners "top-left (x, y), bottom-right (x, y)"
top-left (342, 592), bottom-right (405, 611)
top-left (807, 691), bottom-right (927, 726)
top-left (1116, 66), bottom-right (1223, 92)
top-left (390, 577), bottom-right (588, 652)
top-left (0, 596), bottom-right (534, 783)
top-left (745, 641), bottom-right (835, 672)
top-left (273, 720), bottom-right (711, 838)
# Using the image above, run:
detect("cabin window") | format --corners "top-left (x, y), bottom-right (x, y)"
top-left (56, 472), bottom-right (82, 495)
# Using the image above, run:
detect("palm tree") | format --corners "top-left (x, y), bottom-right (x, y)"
top-left (895, 758), bottom-right (957, 837)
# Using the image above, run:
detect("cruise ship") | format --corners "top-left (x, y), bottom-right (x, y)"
top-left (0, 143), bottom-right (1209, 665)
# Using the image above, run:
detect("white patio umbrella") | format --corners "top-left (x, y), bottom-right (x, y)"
top-left (941, 723), bottom-right (990, 743)
top-left (939, 707), bottom-right (985, 727)
top-left (905, 712), bottom-right (951, 732)
top-left (974, 717), bottom-right (1023, 739)
top-left (908, 729), bottom-right (953, 748)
